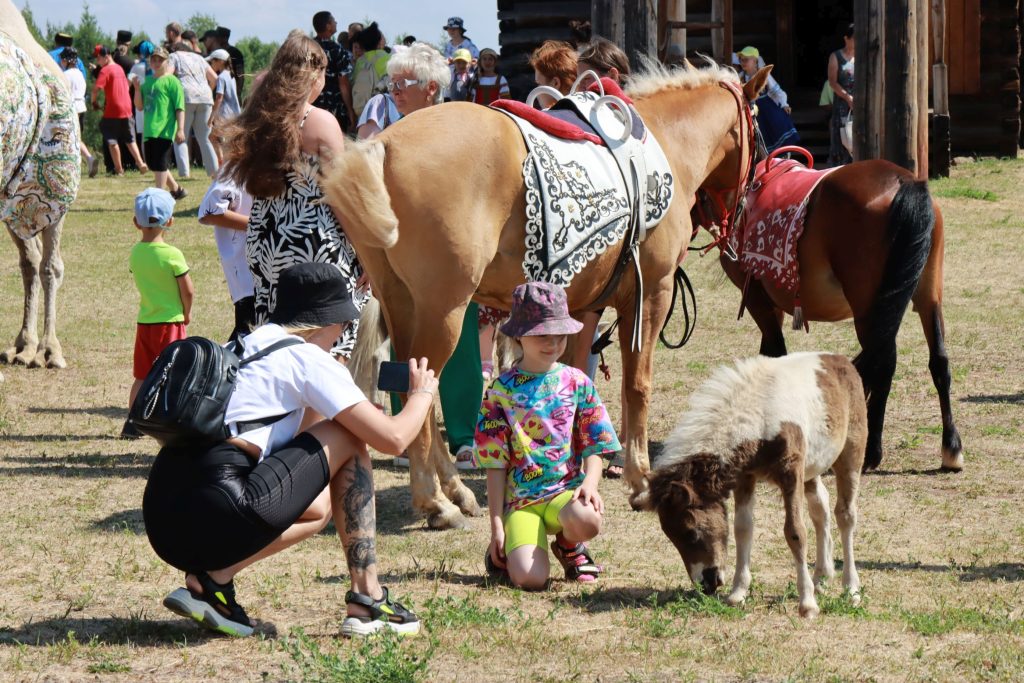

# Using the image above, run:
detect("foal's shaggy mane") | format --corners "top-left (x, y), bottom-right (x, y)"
top-left (655, 355), bottom-right (778, 470)
top-left (626, 55), bottom-right (740, 100)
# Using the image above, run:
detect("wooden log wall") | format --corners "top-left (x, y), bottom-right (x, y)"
top-left (946, 0), bottom-right (1020, 157)
top-left (497, 0), bottom-right (590, 100)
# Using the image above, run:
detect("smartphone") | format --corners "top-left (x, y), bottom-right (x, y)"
top-left (377, 361), bottom-right (410, 393)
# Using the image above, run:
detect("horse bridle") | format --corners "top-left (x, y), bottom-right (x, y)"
top-left (691, 80), bottom-right (764, 260)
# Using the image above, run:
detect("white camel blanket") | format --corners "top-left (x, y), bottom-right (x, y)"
top-left (499, 102), bottom-right (674, 286)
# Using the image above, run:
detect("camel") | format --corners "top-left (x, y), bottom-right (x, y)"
top-left (0, 0), bottom-right (80, 382)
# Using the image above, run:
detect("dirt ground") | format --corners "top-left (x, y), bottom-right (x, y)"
top-left (1, 156), bottom-right (1022, 682)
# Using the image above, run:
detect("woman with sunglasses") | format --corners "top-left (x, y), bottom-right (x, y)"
top-left (356, 42), bottom-right (450, 140)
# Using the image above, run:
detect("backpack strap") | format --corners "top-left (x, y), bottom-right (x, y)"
top-left (237, 337), bottom-right (305, 367)
top-left (231, 337), bottom-right (307, 435)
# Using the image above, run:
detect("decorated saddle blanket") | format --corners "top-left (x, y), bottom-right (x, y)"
top-left (491, 80), bottom-right (674, 286)
top-left (730, 157), bottom-right (837, 294)
top-left (0, 33), bottom-right (80, 240)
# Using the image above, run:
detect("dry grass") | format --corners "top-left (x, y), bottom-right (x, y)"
top-left (1, 156), bottom-right (1022, 682)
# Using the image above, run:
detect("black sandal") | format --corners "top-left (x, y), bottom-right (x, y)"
top-left (162, 572), bottom-right (254, 637)
top-left (340, 586), bottom-right (421, 637)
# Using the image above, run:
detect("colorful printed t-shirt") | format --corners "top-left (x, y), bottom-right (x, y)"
top-left (142, 74), bottom-right (184, 140)
top-left (129, 241), bottom-right (189, 323)
top-left (474, 364), bottom-right (621, 513)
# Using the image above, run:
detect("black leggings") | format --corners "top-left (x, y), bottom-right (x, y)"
top-left (143, 433), bottom-right (329, 574)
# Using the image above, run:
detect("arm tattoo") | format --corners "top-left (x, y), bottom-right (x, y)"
top-left (341, 458), bottom-right (376, 534)
top-left (344, 538), bottom-right (378, 570)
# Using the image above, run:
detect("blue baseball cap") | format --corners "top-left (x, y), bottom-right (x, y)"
top-left (134, 188), bottom-right (175, 227)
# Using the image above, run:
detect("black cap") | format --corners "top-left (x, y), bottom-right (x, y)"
top-left (269, 263), bottom-right (359, 327)
top-left (201, 30), bottom-right (218, 41)
top-left (116, 30), bottom-right (132, 44)
top-left (216, 26), bottom-right (231, 40)
top-left (55, 32), bottom-right (74, 47)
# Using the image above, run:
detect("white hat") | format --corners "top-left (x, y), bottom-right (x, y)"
top-left (206, 48), bottom-right (230, 62)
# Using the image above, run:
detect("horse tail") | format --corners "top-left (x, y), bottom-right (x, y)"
top-left (348, 296), bottom-right (391, 406)
top-left (322, 140), bottom-right (399, 249)
top-left (854, 179), bottom-right (934, 377)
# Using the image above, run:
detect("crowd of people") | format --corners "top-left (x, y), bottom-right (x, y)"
top-left (86, 13), bottom-right (860, 639)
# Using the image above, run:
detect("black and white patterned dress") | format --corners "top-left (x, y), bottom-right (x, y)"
top-left (246, 148), bottom-right (366, 358)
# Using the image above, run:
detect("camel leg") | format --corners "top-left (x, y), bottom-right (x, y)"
top-left (913, 296), bottom-right (963, 472)
top-left (804, 476), bottom-right (835, 588)
top-left (2, 229), bottom-right (41, 366)
top-left (619, 280), bottom-right (674, 509)
top-left (832, 440), bottom-right (863, 604)
top-left (32, 219), bottom-right (66, 369)
top-left (779, 464), bottom-right (818, 617)
top-left (726, 475), bottom-right (756, 606)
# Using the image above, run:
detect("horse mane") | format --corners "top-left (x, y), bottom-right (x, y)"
top-left (655, 355), bottom-right (781, 470)
top-left (626, 54), bottom-right (739, 101)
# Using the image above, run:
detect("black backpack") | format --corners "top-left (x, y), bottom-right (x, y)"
top-left (129, 336), bottom-right (304, 447)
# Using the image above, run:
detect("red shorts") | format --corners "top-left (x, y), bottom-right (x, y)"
top-left (134, 323), bottom-right (187, 379)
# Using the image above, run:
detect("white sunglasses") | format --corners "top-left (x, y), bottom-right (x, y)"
top-left (387, 78), bottom-right (421, 93)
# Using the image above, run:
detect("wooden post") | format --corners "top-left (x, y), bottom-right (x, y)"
top-left (931, 0), bottom-right (949, 115)
top-left (854, 0), bottom-right (885, 160)
top-left (884, 0), bottom-right (918, 172)
top-left (622, 0), bottom-right (658, 65)
top-left (670, 0), bottom-right (688, 59)
top-left (776, 0), bottom-right (795, 86)
top-left (710, 0), bottom-right (733, 63)
top-left (592, 0), bottom-right (624, 45)
top-left (917, 0), bottom-right (930, 178)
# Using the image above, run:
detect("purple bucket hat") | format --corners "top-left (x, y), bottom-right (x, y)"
top-left (499, 282), bottom-right (584, 337)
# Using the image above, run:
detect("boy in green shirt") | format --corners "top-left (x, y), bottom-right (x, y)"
top-left (122, 188), bottom-right (194, 439)
top-left (133, 46), bottom-right (187, 199)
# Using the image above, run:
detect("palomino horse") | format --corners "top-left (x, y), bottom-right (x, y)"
top-left (643, 352), bottom-right (866, 618)
top-left (0, 0), bottom-right (80, 382)
top-left (696, 145), bottom-right (963, 473)
top-left (324, 63), bottom-right (771, 529)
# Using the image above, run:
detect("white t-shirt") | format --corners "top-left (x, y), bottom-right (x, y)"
top-left (197, 175), bottom-right (255, 303)
top-left (224, 324), bottom-right (367, 457)
top-left (129, 62), bottom-right (147, 129)
top-left (63, 67), bottom-right (87, 113)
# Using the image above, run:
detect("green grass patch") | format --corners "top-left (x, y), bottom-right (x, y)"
top-left (421, 594), bottom-right (514, 631)
top-left (932, 184), bottom-right (999, 201)
top-left (281, 628), bottom-right (435, 683)
top-left (899, 605), bottom-right (1024, 636)
top-left (817, 591), bottom-right (870, 618)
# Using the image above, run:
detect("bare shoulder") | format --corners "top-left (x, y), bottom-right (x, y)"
top-left (301, 107), bottom-right (344, 153)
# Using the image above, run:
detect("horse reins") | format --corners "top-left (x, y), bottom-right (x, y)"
top-left (693, 80), bottom-right (760, 258)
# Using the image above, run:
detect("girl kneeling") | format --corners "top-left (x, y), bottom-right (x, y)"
top-left (143, 262), bottom-right (438, 637)
top-left (475, 283), bottom-right (621, 588)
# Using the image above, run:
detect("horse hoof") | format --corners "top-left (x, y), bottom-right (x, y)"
top-left (628, 486), bottom-right (652, 511)
top-left (426, 506), bottom-right (469, 531)
top-left (798, 603), bottom-right (820, 619)
top-left (941, 448), bottom-right (964, 472)
top-left (848, 590), bottom-right (862, 607)
top-left (724, 593), bottom-right (746, 607)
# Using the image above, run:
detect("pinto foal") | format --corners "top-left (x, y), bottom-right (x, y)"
top-left (642, 352), bottom-right (866, 617)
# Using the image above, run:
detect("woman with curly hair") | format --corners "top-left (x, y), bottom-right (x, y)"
top-left (221, 30), bottom-right (367, 359)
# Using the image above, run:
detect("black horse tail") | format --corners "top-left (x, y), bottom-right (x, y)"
top-left (854, 179), bottom-right (934, 384)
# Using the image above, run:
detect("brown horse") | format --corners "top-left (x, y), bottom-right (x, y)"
top-left (324, 63), bottom-right (771, 529)
top-left (696, 149), bottom-right (963, 472)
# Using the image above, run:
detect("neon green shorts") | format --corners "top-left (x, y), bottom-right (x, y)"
top-left (503, 489), bottom-right (574, 554)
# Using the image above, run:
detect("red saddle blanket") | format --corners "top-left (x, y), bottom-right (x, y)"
top-left (490, 77), bottom-right (633, 147)
top-left (732, 158), bottom-right (837, 294)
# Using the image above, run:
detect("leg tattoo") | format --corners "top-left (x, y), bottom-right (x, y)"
top-left (345, 538), bottom-right (378, 570)
top-left (342, 458), bottom-right (375, 534)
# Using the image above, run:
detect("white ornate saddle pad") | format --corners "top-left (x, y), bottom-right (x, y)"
top-left (494, 90), bottom-right (674, 286)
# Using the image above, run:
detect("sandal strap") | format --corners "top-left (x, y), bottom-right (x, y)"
top-left (194, 572), bottom-right (251, 624)
top-left (345, 586), bottom-right (386, 609)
